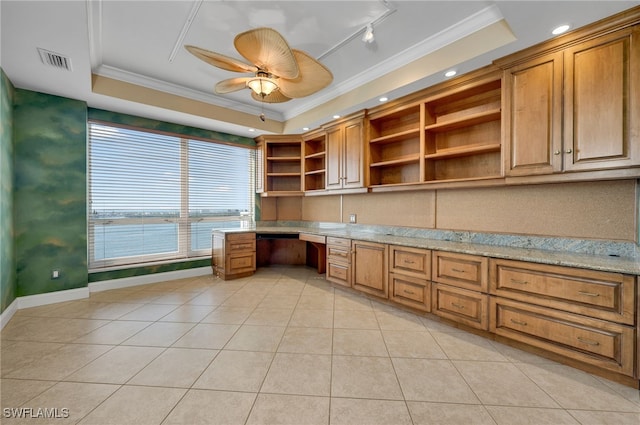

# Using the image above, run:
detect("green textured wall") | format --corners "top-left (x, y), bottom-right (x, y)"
top-left (13, 89), bottom-right (88, 297)
top-left (89, 258), bottom-right (211, 282)
top-left (1, 68), bottom-right (16, 312)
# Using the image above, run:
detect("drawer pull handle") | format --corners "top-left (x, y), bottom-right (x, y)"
top-left (451, 268), bottom-right (466, 273)
top-left (451, 302), bottom-right (465, 310)
top-left (577, 336), bottom-right (600, 346)
top-left (510, 279), bottom-right (529, 285)
top-left (510, 319), bottom-right (527, 326)
top-left (577, 291), bottom-right (600, 297)
top-left (403, 289), bottom-right (416, 295)
top-left (403, 260), bottom-right (416, 265)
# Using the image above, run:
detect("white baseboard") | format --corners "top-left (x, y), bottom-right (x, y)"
top-left (0, 267), bottom-right (212, 330)
top-left (0, 298), bottom-right (18, 330)
top-left (19, 287), bottom-right (90, 309)
top-left (88, 266), bottom-right (212, 293)
top-left (0, 286), bottom-right (90, 330)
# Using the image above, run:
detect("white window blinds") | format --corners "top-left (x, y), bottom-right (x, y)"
top-left (88, 122), bottom-right (255, 270)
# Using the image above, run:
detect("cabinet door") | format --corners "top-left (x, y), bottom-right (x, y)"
top-left (564, 27), bottom-right (640, 171)
top-left (503, 52), bottom-right (563, 176)
top-left (342, 119), bottom-right (364, 188)
top-left (325, 125), bottom-right (343, 190)
top-left (352, 240), bottom-right (388, 298)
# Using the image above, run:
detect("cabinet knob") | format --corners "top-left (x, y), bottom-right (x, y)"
top-left (565, 149), bottom-right (573, 154)
top-left (554, 150), bottom-right (561, 155)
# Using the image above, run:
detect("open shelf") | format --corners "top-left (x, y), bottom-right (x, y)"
top-left (424, 109), bottom-right (501, 133)
top-left (370, 155), bottom-right (421, 167)
top-left (425, 143), bottom-right (501, 160)
top-left (303, 130), bottom-right (327, 192)
top-left (370, 128), bottom-right (421, 144)
top-left (366, 68), bottom-right (504, 189)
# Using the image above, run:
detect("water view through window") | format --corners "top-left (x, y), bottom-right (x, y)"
top-left (88, 123), bottom-right (254, 268)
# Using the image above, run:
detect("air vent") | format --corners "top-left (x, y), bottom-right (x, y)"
top-left (37, 48), bottom-right (72, 71)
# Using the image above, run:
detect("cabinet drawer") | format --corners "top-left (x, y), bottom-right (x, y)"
top-left (327, 246), bottom-right (351, 262)
top-left (390, 246), bottom-right (431, 279)
top-left (490, 297), bottom-right (635, 377)
top-left (489, 259), bottom-right (635, 325)
top-left (390, 273), bottom-right (431, 312)
top-left (327, 237), bottom-right (350, 248)
top-left (432, 283), bottom-right (489, 330)
top-left (432, 251), bottom-right (488, 292)
top-left (300, 233), bottom-right (326, 244)
top-left (228, 240), bottom-right (256, 252)
top-left (226, 232), bottom-right (256, 242)
top-left (327, 261), bottom-right (351, 287)
top-left (226, 252), bottom-right (256, 275)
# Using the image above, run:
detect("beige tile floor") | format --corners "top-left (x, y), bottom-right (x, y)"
top-left (1, 266), bottom-right (639, 425)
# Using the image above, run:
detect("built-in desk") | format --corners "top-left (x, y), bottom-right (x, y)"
top-left (253, 232), bottom-right (327, 274)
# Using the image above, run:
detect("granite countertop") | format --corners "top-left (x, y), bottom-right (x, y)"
top-left (214, 224), bottom-right (640, 276)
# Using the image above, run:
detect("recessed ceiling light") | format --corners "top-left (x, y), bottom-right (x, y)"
top-left (552, 24), bottom-right (570, 35)
top-left (333, 115), bottom-right (341, 119)
top-left (445, 70), bottom-right (457, 78)
top-left (379, 97), bottom-right (388, 102)
top-left (302, 127), bottom-right (310, 131)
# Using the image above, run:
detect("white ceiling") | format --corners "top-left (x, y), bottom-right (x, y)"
top-left (2, 1), bottom-right (639, 138)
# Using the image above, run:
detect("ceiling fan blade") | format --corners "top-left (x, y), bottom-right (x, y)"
top-left (251, 90), bottom-right (292, 103)
top-left (215, 77), bottom-right (250, 94)
top-left (277, 49), bottom-right (333, 98)
top-left (234, 27), bottom-right (299, 79)
top-left (185, 45), bottom-right (257, 73)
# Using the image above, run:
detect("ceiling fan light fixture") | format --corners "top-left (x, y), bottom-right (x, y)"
top-left (247, 73), bottom-right (278, 96)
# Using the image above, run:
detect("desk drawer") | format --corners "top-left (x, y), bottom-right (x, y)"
top-left (327, 246), bottom-right (351, 262)
top-left (300, 233), bottom-right (326, 244)
top-left (491, 297), bottom-right (635, 377)
top-left (489, 259), bottom-right (635, 325)
top-left (432, 251), bottom-right (488, 292)
top-left (390, 246), bottom-right (431, 279)
top-left (327, 237), bottom-right (351, 248)
top-left (327, 261), bottom-right (351, 287)
top-left (432, 283), bottom-right (488, 330)
top-left (228, 240), bottom-right (256, 252)
top-left (390, 273), bottom-right (430, 312)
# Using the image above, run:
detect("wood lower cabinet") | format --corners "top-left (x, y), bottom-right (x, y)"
top-left (491, 297), bottom-right (635, 377)
top-left (490, 259), bottom-right (636, 325)
top-left (352, 240), bottom-right (388, 298)
top-left (389, 245), bottom-right (431, 311)
top-left (489, 258), bottom-right (637, 378)
top-left (431, 251), bottom-right (489, 330)
top-left (326, 237), bottom-right (351, 287)
top-left (212, 231), bottom-right (256, 280)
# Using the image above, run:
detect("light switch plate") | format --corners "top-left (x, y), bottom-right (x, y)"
top-left (349, 214), bottom-right (357, 223)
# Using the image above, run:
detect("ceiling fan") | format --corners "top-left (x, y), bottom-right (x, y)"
top-left (185, 27), bottom-right (333, 105)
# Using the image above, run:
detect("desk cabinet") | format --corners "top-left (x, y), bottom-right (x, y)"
top-left (212, 231), bottom-right (256, 280)
top-left (326, 237), bottom-right (352, 288)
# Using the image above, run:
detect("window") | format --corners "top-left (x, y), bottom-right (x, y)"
top-left (88, 122), bottom-right (255, 269)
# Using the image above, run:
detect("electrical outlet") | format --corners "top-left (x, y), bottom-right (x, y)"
top-left (51, 270), bottom-right (60, 279)
top-left (349, 214), bottom-right (357, 223)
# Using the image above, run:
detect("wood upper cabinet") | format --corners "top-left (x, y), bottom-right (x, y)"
top-left (325, 113), bottom-right (365, 190)
top-left (502, 23), bottom-right (640, 176)
top-left (503, 52), bottom-right (563, 176)
top-left (564, 26), bottom-right (639, 171)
